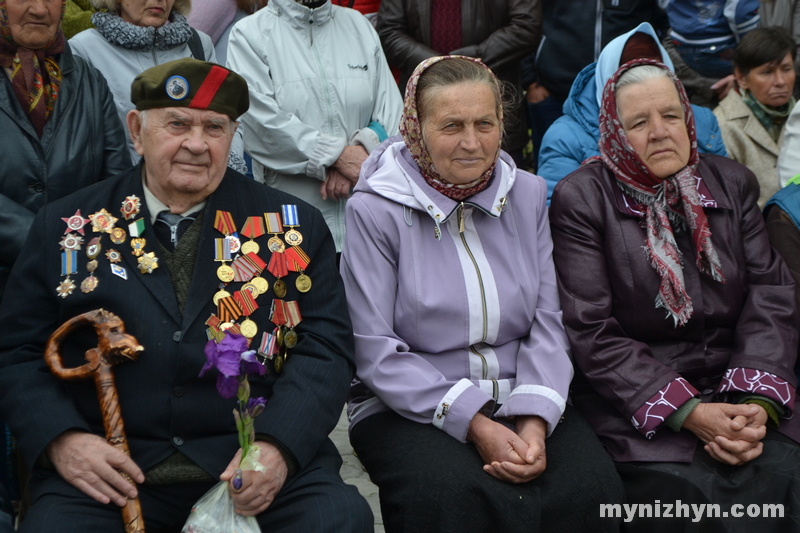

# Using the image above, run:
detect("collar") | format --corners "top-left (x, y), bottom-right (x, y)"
top-left (270, 0), bottom-right (333, 29)
top-left (141, 166), bottom-right (207, 224)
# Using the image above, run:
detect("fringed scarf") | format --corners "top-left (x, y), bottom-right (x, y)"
top-left (597, 59), bottom-right (724, 326)
top-left (399, 55), bottom-right (501, 202)
top-left (0, 0), bottom-right (66, 137)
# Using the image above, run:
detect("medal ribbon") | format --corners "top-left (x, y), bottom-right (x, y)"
top-left (61, 251), bottom-right (77, 275)
top-left (258, 330), bottom-right (278, 356)
top-left (285, 301), bottom-right (302, 328)
top-left (205, 314), bottom-right (221, 329)
top-left (129, 218), bottom-right (145, 238)
top-left (268, 250), bottom-right (289, 278)
top-left (264, 213), bottom-right (283, 234)
top-left (242, 252), bottom-right (266, 272)
top-left (232, 256), bottom-right (257, 282)
top-left (234, 290), bottom-right (258, 316)
top-left (226, 323), bottom-right (242, 336)
top-left (241, 216), bottom-right (266, 239)
top-left (284, 246), bottom-right (310, 272)
top-left (217, 295), bottom-right (242, 322)
top-left (270, 299), bottom-right (287, 326)
top-left (281, 205), bottom-right (299, 227)
top-left (214, 238), bottom-right (232, 261)
top-left (214, 211), bottom-right (236, 235)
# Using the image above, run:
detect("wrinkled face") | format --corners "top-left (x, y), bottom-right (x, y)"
top-left (736, 52), bottom-right (796, 108)
top-left (118, 0), bottom-right (175, 27)
top-left (5, 0), bottom-right (61, 49)
top-left (617, 76), bottom-right (691, 179)
top-left (128, 107), bottom-right (235, 207)
top-left (421, 82), bottom-right (501, 185)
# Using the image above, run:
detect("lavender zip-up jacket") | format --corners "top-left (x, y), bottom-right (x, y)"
top-left (341, 138), bottom-right (573, 442)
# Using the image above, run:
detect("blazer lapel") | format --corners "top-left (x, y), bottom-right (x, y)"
top-left (743, 113), bottom-right (781, 157)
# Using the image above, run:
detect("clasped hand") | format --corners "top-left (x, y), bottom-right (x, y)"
top-left (467, 413), bottom-right (548, 484)
top-left (683, 402), bottom-right (768, 466)
top-left (320, 145), bottom-right (368, 201)
top-left (220, 440), bottom-right (289, 516)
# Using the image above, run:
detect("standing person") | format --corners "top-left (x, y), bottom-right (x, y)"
top-left (714, 27), bottom-right (797, 208)
top-left (68, 0), bottom-right (247, 174)
top-left (0, 58), bottom-right (372, 532)
top-left (227, 0), bottom-right (402, 253)
top-left (377, 0), bottom-right (540, 167)
top-left (550, 59), bottom-right (800, 532)
top-left (342, 56), bottom-right (624, 532)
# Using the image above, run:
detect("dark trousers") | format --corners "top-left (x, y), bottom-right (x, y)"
top-left (21, 443), bottom-right (372, 533)
top-left (352, 404), bottom-right (624, 533)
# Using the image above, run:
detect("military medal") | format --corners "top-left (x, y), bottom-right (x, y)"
top-left (273, 279), bottom-right (287, 299)
top-left (59, 233), bottom-right (83, 251)
top-left (130, 238), bottom-right (147, 257)
top-left (295, 274), bottom-right (312, 293)
top-left (284, 301), bottom-right (302, 350)
top-left (240, 319), bottom-right (258, 339)
top-left (282, 205), bottom-right (303, 246)
top-left (241, 216), bottom-right (265, 255)
top-left (217, 295), bottom-right (242, 324)
top-left (129, 219), bottom-right (147, 256)
top-left (110, 227), bottom-right (127, 245)
top-left (213, 288), bottom-right (232, 306)
top-left (121, 195), bottom-right (141, 220)
top-left (274, 352), bottom-right (284, 374)
top-left (285, 246), bottom-right (312, 293)
top-left (264, 212), bottom-right (285, 253)
top-left (89, 208), bottom-right (118, 234)
top-left (233, 289), bottom-right (259, 339)
top-left (105, 249), bottom-right (122, 263)
top-left (61, 210), bottom-right (90, 235)
top-left (228, 232), bottom-right (242, 255)
top-left (232, 252), bottom-right (266, 283)
top-left (215, 238), bottom-right (235, 282)
top-left (241, 282), bottom-right (259, 298)
top-left (57, 250), bottom-right (78, 298)
top-left (81, 237), bottom-right (101, 293)
top-left (110, 264), bottom-right (128, 280)
top-left (251, 276), bottom-right (269, 295)
top-left (258, 330), bottom-right (277, 359)
top-left (137, 252), bottom-right (159, 274)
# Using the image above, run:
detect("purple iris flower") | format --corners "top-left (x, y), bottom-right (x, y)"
top-left (246, 397), bottom-right (267, 417)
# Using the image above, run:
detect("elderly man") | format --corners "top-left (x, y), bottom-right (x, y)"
top-left (0, 58), bottom-right (371, 532)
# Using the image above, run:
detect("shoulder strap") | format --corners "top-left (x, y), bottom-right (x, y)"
top-left (188, 28), bottom-right (205, 60)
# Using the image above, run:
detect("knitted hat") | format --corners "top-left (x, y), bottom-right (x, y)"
top-left (131, 57), bottom-right (249, 120)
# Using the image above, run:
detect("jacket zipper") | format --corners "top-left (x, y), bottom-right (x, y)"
top-left (309, 16), bottom-right (335, 137)
top-left (469, 345), bottom-right (498, 401)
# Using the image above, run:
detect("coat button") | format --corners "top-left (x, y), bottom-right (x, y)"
top-left (173, 331), bottom-right (181, 342)
top-left (32, 183), bottom-right (45, 193)
top-left (173, 386), bottom-right (184, 397)
top-left (702, 388), bottom-right (714, 395)
top-left (173, 436), bottom-right (184, 446)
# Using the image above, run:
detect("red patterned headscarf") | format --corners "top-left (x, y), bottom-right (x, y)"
top-left (400, 55), bottom-right (502, 201)
top-left (597, 59), bottom-right (724, 326)
top-left (0, 0), bottom-right (66, 137)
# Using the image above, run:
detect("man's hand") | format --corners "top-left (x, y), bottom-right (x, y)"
top-left (526, 82), bottom-right (551, 104)
top-left (683, 403), bottom-right (767, 465)
top-left (221, 441), bottom-right (289, 516)
top-left (320, 168), bottom-right (353, 201)
top-left (46, 430), bottom-right (144, 507)
top-left (711, 75), bottom-right (736, 100)
top-left (467, 413), bottom-right (545, 483)
top-left (332, 145), bottom-right (368, 185)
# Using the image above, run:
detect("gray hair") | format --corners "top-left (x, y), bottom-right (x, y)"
top-left (91, 0), bottom-right (192, 17)
top-left (616, 64), bottom-right (672, 92)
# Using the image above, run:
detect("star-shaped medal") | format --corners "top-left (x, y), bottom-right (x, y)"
top-left (59, 233), bottom-right (83, 251)
top-left (137, 252), bottom-right (159, 274)
top-left (121, 195), bottom-right (141, 220)
top-left (61, 210), bottom-right (90, 235)
top-left (89, 209), bottom-right (118, 234)
top-left (55, 278), bottom-right (76, 298)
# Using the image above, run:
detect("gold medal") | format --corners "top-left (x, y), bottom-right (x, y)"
top-left (131, 238), bottom-right (146, 257)
top-left (217, 264), bottom-right (235, 283)
top-left (295, 274), bottom-right (312, 293)
top-left (284, 229), bottom-right (303, 246)
top-left (276, 326), bottom-right (284, 347)
top-left (274, 279), bottom-right (287, 298)
top-left (56, 277), bottom-right (76, 298)
top-left (251, 276), bottom-right (269, 295)
top-left (213, 289), bottom-right (231, 306)
top-left (284, 329), bottom-right (298, 349)
top-left (80, 276), bottom-right (98, 293)
top-left (267, 236), bottom-right (285, 253)
top-left (241, 283), bottom-right (259, 298)
top-left (86, 259), bottom-right (98, 273)
top-left (274, 353), bottom-right (284, 374)
top-left (240, 318), bottom-right (258, 339)
top-left (241, 240), bottom-right (260, 255)
top-left (137, 252), bottom-right (159, 274)
top-left (110, 227), bottom-right (127, 245)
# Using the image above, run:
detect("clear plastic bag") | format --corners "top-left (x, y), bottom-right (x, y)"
top-left (181, 447), bottom-right (265, 533)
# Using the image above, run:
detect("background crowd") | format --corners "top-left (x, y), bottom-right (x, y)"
top-left (3, 0), bottom-right (800, 531)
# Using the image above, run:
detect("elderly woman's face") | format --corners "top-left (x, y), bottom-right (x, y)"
top-left (6, 0), bottom-right (61, 49)
top-left (119, 0), bottom-right (175, 27)
top-left (735, 53), bottom-right (796, 108)
top-left (421, 82), bottom-right (501, 185)
top-left (617, 76), bottom-right (691, 179)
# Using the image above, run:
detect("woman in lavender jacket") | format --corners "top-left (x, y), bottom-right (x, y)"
top-left (340, 56), bottom-right (623, 532)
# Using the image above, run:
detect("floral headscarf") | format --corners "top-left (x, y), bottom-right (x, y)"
top-left (0, 0), bottom-right (66, 137)
top-left (597, 58), bottom-right (724, 326)
top-left (400, 55), bottom-right (502, 201)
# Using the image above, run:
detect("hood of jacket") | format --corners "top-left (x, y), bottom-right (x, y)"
top-left (355, 137), bottom-right (517, 225)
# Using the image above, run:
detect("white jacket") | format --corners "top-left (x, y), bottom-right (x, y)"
top-left (779, 103), bottom-right (800, 187)
top-left (227, 0), bottom-right (403, 251)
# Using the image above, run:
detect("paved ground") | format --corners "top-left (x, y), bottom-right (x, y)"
top-left (331, 408), bottom-right (385, 532)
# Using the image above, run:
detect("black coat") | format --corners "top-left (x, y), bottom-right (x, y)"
top-left (0, 44), bottom-right (131, 297)
top-left (0, 164), bottom-right (355, 478)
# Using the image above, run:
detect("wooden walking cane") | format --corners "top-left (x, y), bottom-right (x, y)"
top-left (44, 309), bottom-right (146, 533)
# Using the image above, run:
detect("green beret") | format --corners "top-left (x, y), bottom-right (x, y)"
top-left (131, 58), bottom-right (249, 120)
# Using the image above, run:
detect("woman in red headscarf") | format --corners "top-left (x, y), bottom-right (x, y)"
top-left (550, 59), bottom-right (800, 532)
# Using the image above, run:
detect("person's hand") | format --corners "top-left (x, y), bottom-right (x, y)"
top-left (332, 145), bottom-right (368, 185)
top-left (711, 75), bottom-right (736, 100)
top-left (526, 82), bottom-right (550, 104)
top-left (467, 414), bottom-right (542, 483)
top-left (487, 415), bottom-right (547, 483)
top-left (320, 168), bottom-right (353, 201)
top-left (46, 430), bottom-right (144, 507)
top-left (683, 403), bottom-right (767, 465)
top-left (221, 441), bottom-right (289, 516)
